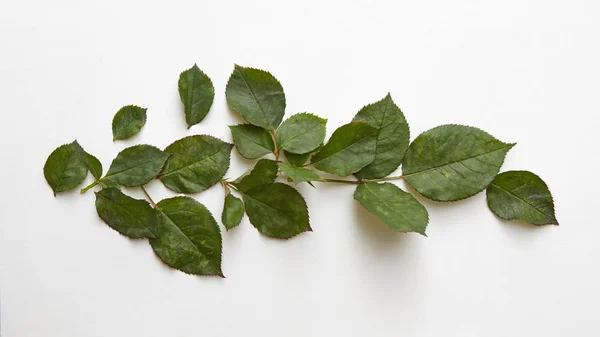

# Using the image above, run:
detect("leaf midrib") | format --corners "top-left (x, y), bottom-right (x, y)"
top-left (237, 70), bottom-right (270, 124)
top-left (490, 183), bottom-right (554, 221)
top-left (99, 193), bottom-right (155, 236)
top-left (311, 135), bottom-right (373, 166)
top-left (160, 146), bottom-right (229, 178)
top-left (279, 122), bottom-right (322, 150)
top-left (362, 183), bottom-right (420, 231)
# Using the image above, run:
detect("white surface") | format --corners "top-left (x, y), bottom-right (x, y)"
top-left (1, 0), bottom-right (599, 336)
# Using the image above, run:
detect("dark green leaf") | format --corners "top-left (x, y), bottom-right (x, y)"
top-left (111, 105), bottom-right (147, 140)
top-left (160, 135), bottom-right (232, 194)
top-left (225, 65), bottom-right (285, 130)
top-left (279, 162), bottom-right (321, 183)
top-left (486, 171), bottom-right (558, 225)
top-left (150, 197), bottom-right (223, 276)
top-left (402, 125), bottom-right (515, 201)
top-left (310, 122), bottom-right (378, 176)
top-left (222, 193), bottom-right (244, 230)
top-left (95, 188), bottom-right (157, 238)
top-left (179, 64), bottom-right (215, 127)
top-left (353, 94), bottom-right (409, 179)
top-left (284, 150), bottom-right (311, 167)
top-left (354, 182), bottom-right (428, 235)
top-left (104, 145), bottom-right (170, 187)
top-left (232, 159), bottom-right (277, 193)
top-left (229, 124), bottom-right (274, 159)
top-left (242, 183), bottom-right (310, 239)
top-left (85, 152), bottom-right (103, 180)
top-left (276, 113), bottom-right (326, 154)
top-left (44, 140), bottom-right (88, 195)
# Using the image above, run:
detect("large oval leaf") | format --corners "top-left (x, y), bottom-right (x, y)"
top-left (160, 135), bottom-right (233, 194)
top-left (352, 94), bottom-right (409, 179)
top-left (310, 122), bottom-right (377, 176)
top-left (179, 64), bottom-right (215, 127)
top-left (229, 124), bottom-right (274, 159)
top-left (232, 159), bottom-right (278, 193)
top-left (44, 140), bottom-right (88, 195)
top-left (104, 145), bottom-right (170, 187)
top-left (487, 171), bottom-right (558, 225)
top-left (95, 187), bottom-right (157, 238)
top-left (402, 125), bottom-right (515, 201)
top-left (354, 182), bottom-right (428, 235)
top-left (276, 113), bottom-right (326, 154)
top-left (242, 183), bottom-right (310, 239)
top-left (150, 197), bottom-right (223, 276)
top-left (225, 65), bottom-right (286, 130)
top-left (112, 105), bottom-right (147, 140)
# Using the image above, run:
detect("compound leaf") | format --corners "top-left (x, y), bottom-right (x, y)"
top-left (222, 194), bottom-right (244, 230)
top-left (104, 145), bottom-right (169, 187)
top-left (160, 135), bottom-right (232, 194)
top-left (353, 94), bottom-right (409, 179)
top-left (402, 125), bottom-right (515, 201)
top-left (279, 162), bottom-right (321, 183)
top-left (486, 170), bottom-right (558, 225)
top-left (354, 182), bottom-right (428, 235)
top-left (44, 140), bottom-right (87, 195)
top-left (95, 187), bottom-right (157, 238)
top-left (242, 183), bottom-right (310, 239)
top-left (232, 159), bottom-right (277, 193)
top-left (112, 105), bottom-right (147, 140)
top-left (276, 113), bottom-right (326, 154)
top-left (150, 197), bottom-right (223, 276)
top-left (310, 122), bottom-right (377, 176)
top-left (225, 65), bottom-right (285, 130)
top-left (179, 64), bottom-right (215, 127)
top-left (229, 124), bottom-right (274, 159)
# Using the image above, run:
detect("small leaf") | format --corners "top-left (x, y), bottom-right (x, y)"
top-left (486, 171), bottom-right (558, 225)
top-left (276, 113), bottom-right (326, 154)
top-left (112, 105), bottom-right (147, 140)
top-left (242, 183), bottom-right (310, 239)
top-left (354, 182), bottom-right (429, 235)
top-left (95, 188), bottom-right (157, 238)
top-left (160, 135), bottom-right (233, 194)
top-left (279, 162), bottom-right (321, 183)
top-left (402, 125), bottom-right (515, 201)
top-left (222, 194), bottom-right (244, 230)
top-left (85, 152), bottom-right (103, 180)
top-left (232, 159), bottom-right (278, 193)
top-left (179, 64), bottom-right (215, 127)
top-left (225, 65), bottom-right (285, 130)
top-left (284, 150), bottom-right (311, 167)
top-left (353, 94), bottom-right (409, 179)
top-left (310, 122), bottom-right (378, 176)
top-left (104, 145), bottom-right (170, 187)
top-left (150, 197), bottom-right (223, 276)
top-left (44, 140), bottom-right (87, 195)
top-left (229, 124), bottom-right (274, 159)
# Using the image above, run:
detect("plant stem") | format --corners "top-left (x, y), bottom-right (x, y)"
top-left (269, 130), bottom-right (280, 160)
top-left (80, 181), bottom-right (99, 194)
top-left (365, 175), bottom-right (404, 182)
top-left (140, 185), bottom-right (157, 208)
top-left (317, 178), bottom-right (360, 185)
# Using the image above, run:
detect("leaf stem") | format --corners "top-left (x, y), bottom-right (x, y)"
top-left (317, 178), bottom-right (360, 185)
top-left (365, 175), bottom-right (404, 182)
top-left (80, 181), bottom-right (99, 194)
top-left (269, 130), bottom-right (280, 160)
top-left (140, 185), bottom-right (157, 208)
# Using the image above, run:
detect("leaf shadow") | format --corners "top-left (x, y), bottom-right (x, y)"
top-left (353, 201), bottom-right (411, 249)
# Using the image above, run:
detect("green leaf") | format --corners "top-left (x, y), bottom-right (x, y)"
top-left (354, 182), bottom-right (429, 235)
top-left (160, 135), bottom-right (233, 194)
top-left (310, 122), bottom-right (378, 176)
top-left (225, 65), bottom-right (285, 130)
top-left (242, 183), bottom-right (310, 239)
top-left (276, 113), bottom-right (326, 154)
top-left (486, 171), bottom-right (559, 225)
top-left (150, 197), bottom-right (223, 276)
top-left (229, 124), bottom-right (274, 159)
top-left (353, 94), bottom-right (409, 179)
top-left (284, 150), bottom-right (311, 167)
top-left (402, 125), bottom-right (515, 202)
top-left (111, 105), bottom-right (147, 140)
top-left (232, 159), bottom-right (278, 193)
top-left (279, 162), bottom-right (321, 183)
top-left (222, 194), bottom-right (244, 230)
top-left (179, 64), bottom-right (215, 127)
top-left (95, 188), bottom-right (157, 238)
top-left (104, 145), bottom-right (170, 187)
top-left (85, 152), bottom-right (103, 180)
top-left (44, 140), bottom-right (87, 195)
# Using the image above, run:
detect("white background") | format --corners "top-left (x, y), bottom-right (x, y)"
top-left (1, 0), bottom-right (599, 336)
